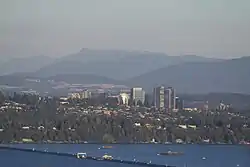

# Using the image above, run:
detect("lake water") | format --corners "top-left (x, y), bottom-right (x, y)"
top-left (0, 144), bottom-right (249, 167)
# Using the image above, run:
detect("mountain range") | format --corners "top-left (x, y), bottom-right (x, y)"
top-left (0, 48), bottom-right (249, 94)
top-left (0, 55), bottom-right (54, 75)
top-left (128, 56), bottom-right (250, 94)
top-left (0, 48), bottom-right (219, 79)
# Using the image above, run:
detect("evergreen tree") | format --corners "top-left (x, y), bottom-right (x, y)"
top-left (0, 91), bottom-right (5, 104)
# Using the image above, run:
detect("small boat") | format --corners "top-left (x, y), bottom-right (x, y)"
top-left (76, 152), bottom-right (87, 159)
top-left (102, 146), bottom-right (113, 149)
top-left (102, 154), bottom-right (113, 160)
top-left (147, 160), bottom-right (152, 164)
top-left (158, 151), bottom-right (184, 156)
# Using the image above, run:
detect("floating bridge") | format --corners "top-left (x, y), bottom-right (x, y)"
top-left (0, 145), bottom-right (176, 167)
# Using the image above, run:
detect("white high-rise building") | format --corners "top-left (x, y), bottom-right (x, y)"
top-left (81, 90), bottom-right (91, 99)
top-left (119, 93), bottom-right (130, 106)
top-left (131, 87), bottom-right (145, 106)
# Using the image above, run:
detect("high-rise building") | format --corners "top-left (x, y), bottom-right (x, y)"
top-left (153, 86), bottom-right (165, 108)
top-left (119, 93), bottom-right (130, 106)
top-left (164, 87), bottom-right (176, 111)
top-left (164, 88), bottom-right (171, 110)
top-left (131, 87), bottom-right (145, 106)
top-left (171, 88), bottom-right (176, 110)
top-left (175, 97), bottom-right (184, 110)
top-left (81, 90), bottom-right (91, 99)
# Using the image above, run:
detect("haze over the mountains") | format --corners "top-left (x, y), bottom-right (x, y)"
top-left (0, 56), bottom-right (54, 75)
top-left (0, 48), bottom-right (219, 78)
top-left (33, 49), bottom-right (220, 79)
top-left (0, 48), bottom-right (249, 94)
top-left (1, 0), bottom-right (250, 59)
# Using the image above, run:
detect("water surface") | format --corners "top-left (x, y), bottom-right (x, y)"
top-left (1, 144), bottom-right (249, 167)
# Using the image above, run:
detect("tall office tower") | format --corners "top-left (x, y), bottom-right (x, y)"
top-left (81, 90), bottom-right (91, 99)
top-left (164, 88), bottom-right (172, 110)
top-left (153, 86), bottom-right (165, 108)
top-left (131, 87), bottom-right (145, 106)
top-left (175, 97), bottom-right (184, 110)
top-left (164, 87), bottom-right (176, 111)
top-left (171, 88), bottom-right (176, 110)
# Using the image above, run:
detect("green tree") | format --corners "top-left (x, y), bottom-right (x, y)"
top-left (137, 100), bottom-right (144, 107)
top-left (0, 91), bottom-right (5, 104)
top-left (102, 133), bottom-right (115, 143)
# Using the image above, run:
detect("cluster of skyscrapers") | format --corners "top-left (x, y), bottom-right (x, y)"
top-left (69, 86), bottom-right (181, 111)
top-left (119, 86), bottom-right (181, 111)
top-left (153, 86), bottom-right (177, 111)
top-left (118, 88), bottom-right (146, 106)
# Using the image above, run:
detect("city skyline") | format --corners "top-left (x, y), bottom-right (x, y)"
top-left (0, 0), bottom-right (249, 162)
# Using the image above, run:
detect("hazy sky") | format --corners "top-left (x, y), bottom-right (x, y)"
top-left (1, 0), bottom-right (250, 59)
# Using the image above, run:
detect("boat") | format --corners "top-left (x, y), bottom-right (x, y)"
top-left (76, 152), bottom-right (87, 159)
top-left (158, 151), bottom-right (184, 156)
top-left (102, 154), bottom-right (113, 160)
top-left (102, 146), bottom-right (113, 149)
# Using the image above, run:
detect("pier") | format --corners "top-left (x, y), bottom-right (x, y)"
top-left (0, 146), bottom-right (175, 167)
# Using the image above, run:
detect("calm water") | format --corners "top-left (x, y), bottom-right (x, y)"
top-left (0, 144), bottom-right (249, 167)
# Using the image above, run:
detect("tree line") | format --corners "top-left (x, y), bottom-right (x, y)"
top-left (0, 91), bottom-right (249, 144)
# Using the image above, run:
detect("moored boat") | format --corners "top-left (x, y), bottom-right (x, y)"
top-left (102, 154), bottom-right (113, 160)
top-left (102, 145), bottom-right (113, 149)
top-left (76, 152), bottom-right (87, 159)
top-left (158, 151), bottom-right (184, 156)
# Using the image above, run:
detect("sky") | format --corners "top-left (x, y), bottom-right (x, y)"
top-left (1, 0), bottom-right (250, 59)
